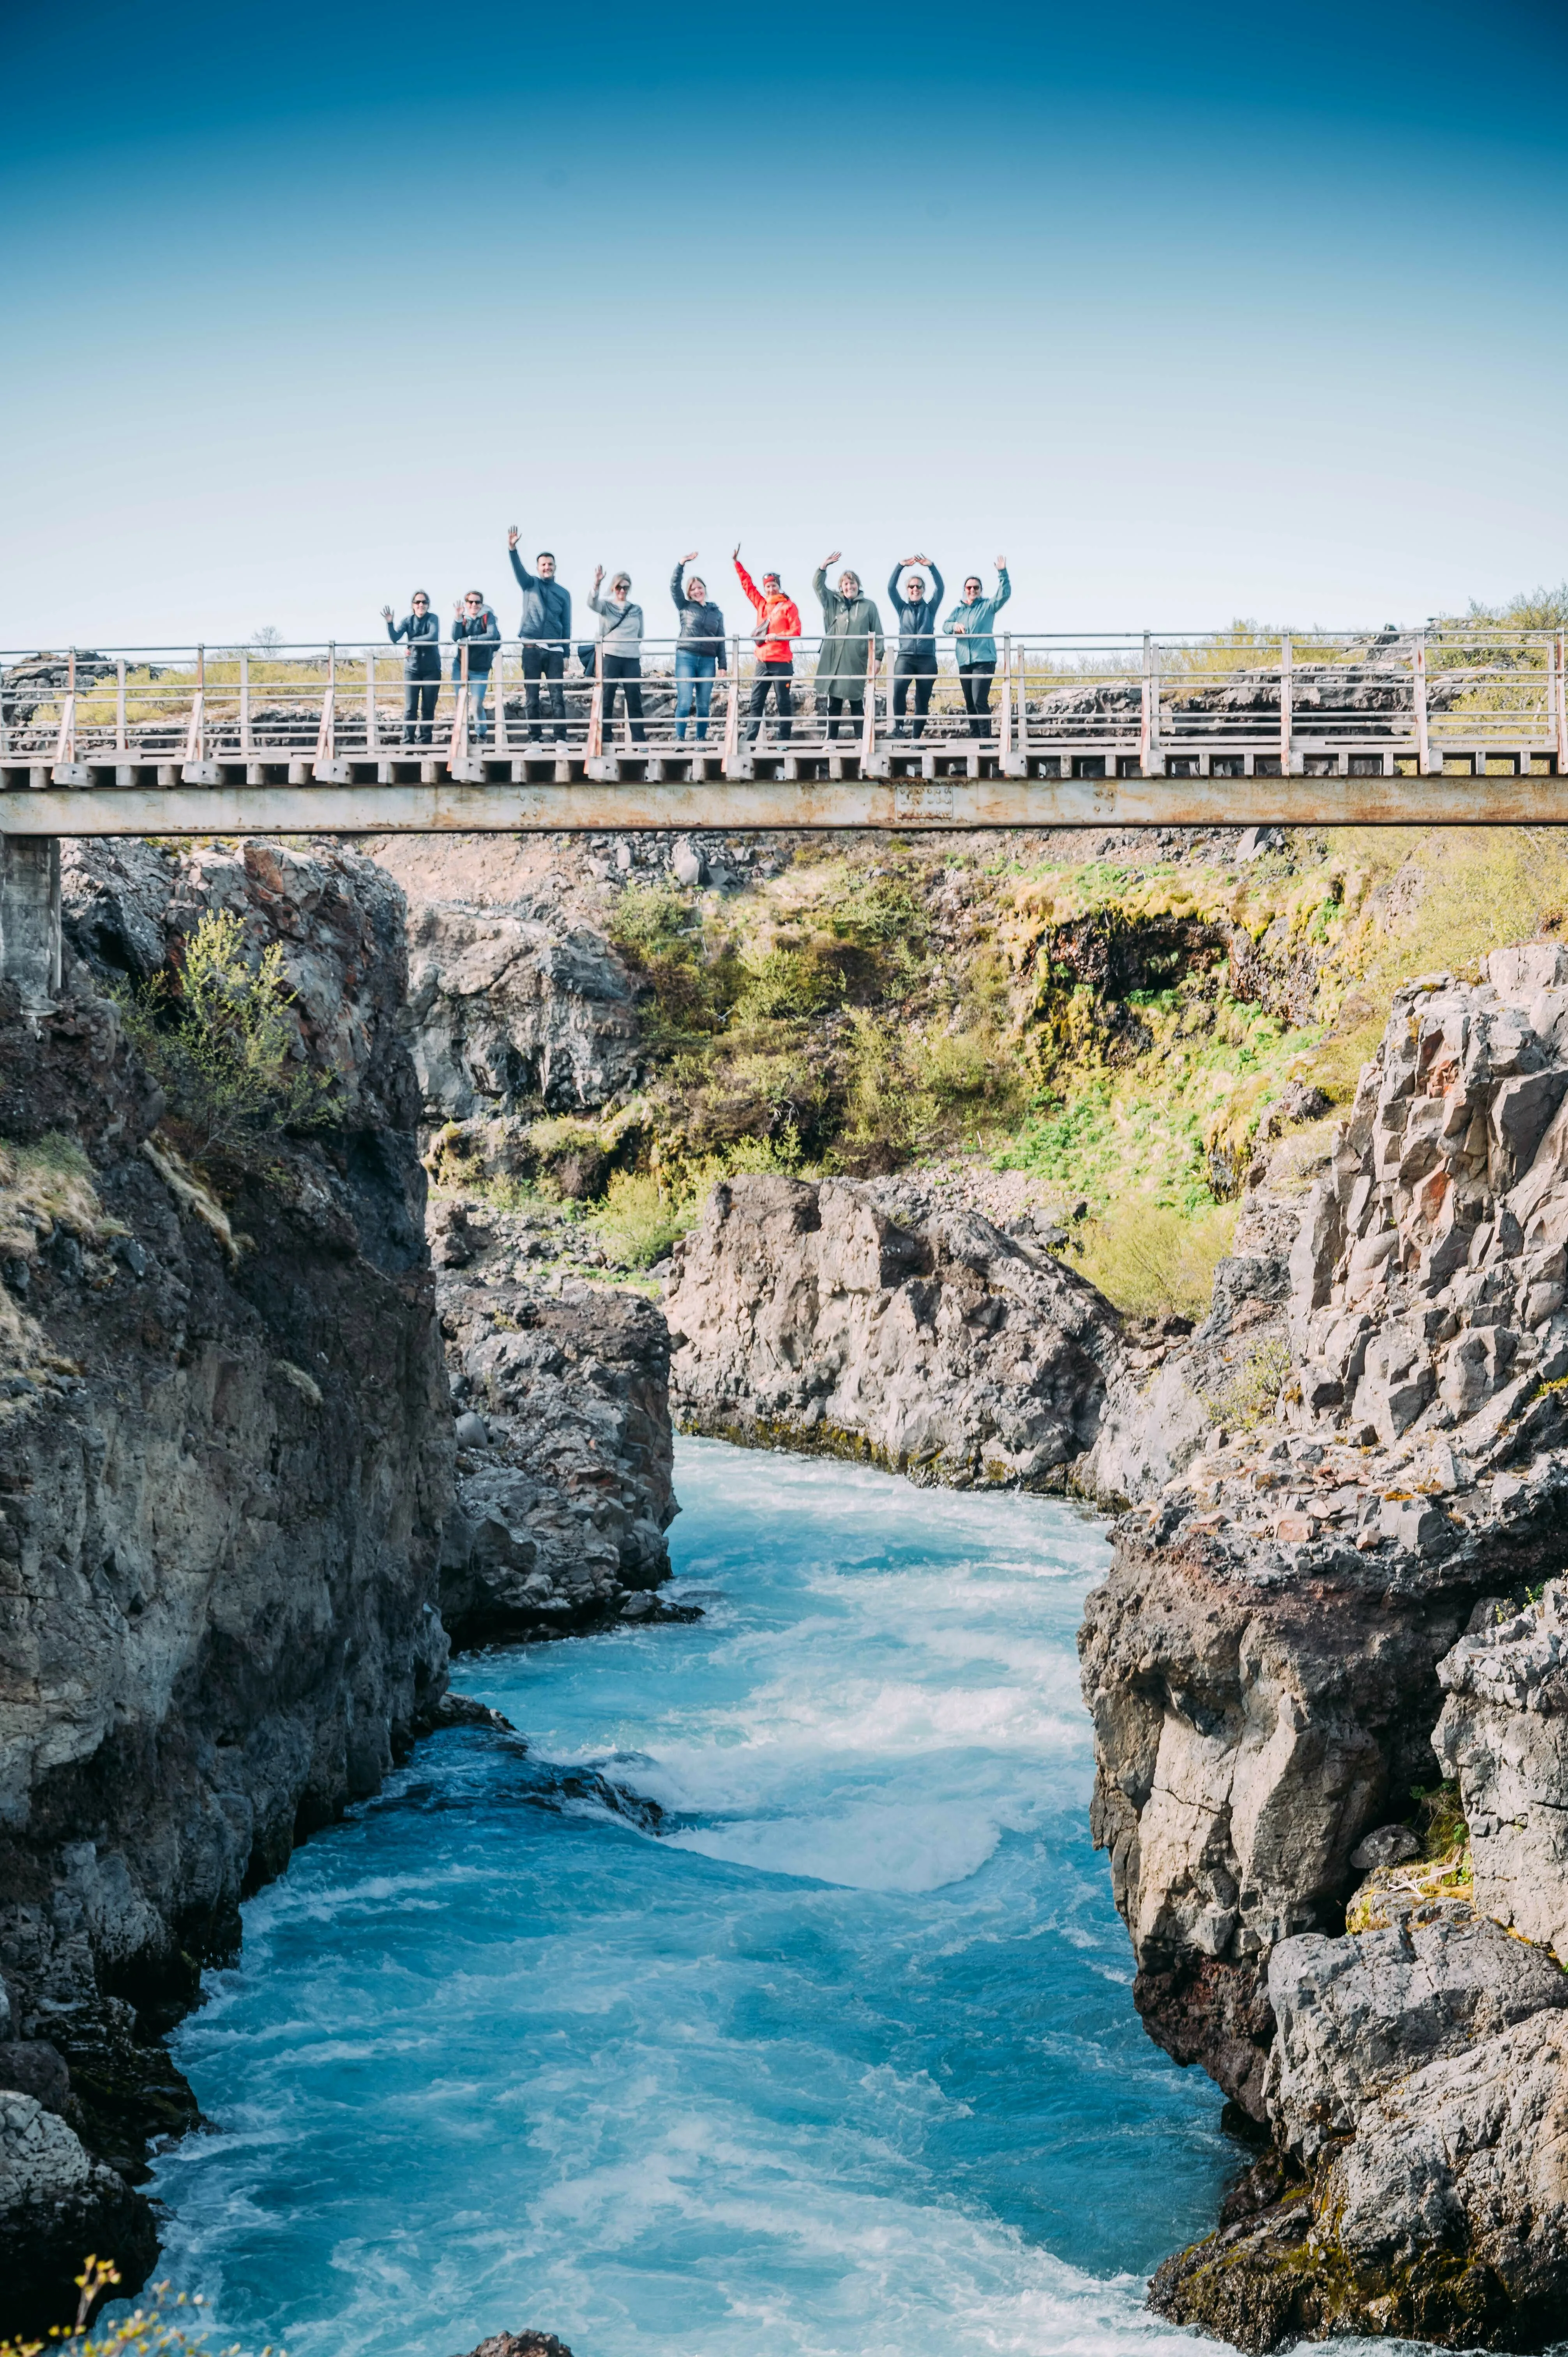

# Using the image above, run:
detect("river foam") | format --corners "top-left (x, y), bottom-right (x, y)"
top-left (141, 1439), bottom-right (1238, 2357)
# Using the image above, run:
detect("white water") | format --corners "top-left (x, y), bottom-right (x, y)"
top-left (141, 1439), bottom-right (1246, 2357)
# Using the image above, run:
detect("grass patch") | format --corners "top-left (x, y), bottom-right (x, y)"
top-left (1072, 1198), bottom-right (1238, 1322)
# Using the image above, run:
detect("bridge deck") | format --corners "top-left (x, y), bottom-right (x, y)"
top-left (4, 622), bottom-right (1564, 830)
top-left (2, 769), bottom-right (1565, 834)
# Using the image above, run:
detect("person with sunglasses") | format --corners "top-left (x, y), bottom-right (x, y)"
top-left (943, 558), bottom-right (1011, 737)
top-left (451, 590), bottom-right (501, 743)
top-left (381, 589), bottom-right (441, 745)
top-left (812, 553), bottom-right (884, 741)
top-left (670, 554), bottom-right (728, 742)
top-left (588, 567), bottom-right (647, 745)
top-left (887, 553), bottom-right (945, 739)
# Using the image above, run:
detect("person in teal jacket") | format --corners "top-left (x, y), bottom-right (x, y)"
top-left (942, 559), bottom-right (1010, 737)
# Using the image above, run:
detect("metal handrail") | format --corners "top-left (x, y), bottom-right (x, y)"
top-left (2, 626), bottom-right (1564, 779)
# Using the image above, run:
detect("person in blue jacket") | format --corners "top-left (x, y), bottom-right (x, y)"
top-left (670, 555), bottom-right (727, 741)
top-left (381, 590), bottom-right (441, 745)
top-left (888, 555), bottom-right (945, 738)
top-left (942, 558), bottom-right (1011, 736)
top-left (451, 590), bottom-right (501, 743)
top-left (507, 527), bottom-right (572, 743)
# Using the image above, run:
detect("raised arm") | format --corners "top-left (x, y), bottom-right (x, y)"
top-left (927, 563), bottom-right (944, 613)
top-left (734, 556), bottom-right (764, 616)
top-left (887, 565), bottom-right (907, 622)
top-left (508, 544), bottom-right (536, 594)
top-left (671, 561), bottom-right (689, 613)
top-left (812, 565), bottom-right (833, 615)
top-left (386, 612), bottom-right (408, 645)
top-left (994, 565), bottom-right (1012, 611)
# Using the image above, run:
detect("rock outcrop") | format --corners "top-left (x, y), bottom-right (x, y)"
top-left (439, 1272), bottom-right (678, 1644)
top-left (666, 1172), bottom-right (1127, 1489)
top-left (1081, 950), bottom-right (1568, 2347)
top-left (0, 841), bottom-right (453, 2330)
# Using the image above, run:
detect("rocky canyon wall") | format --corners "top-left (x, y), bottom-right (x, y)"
top-left (1083, 947), bottom-right (1568, 2348)
top-left (0, 842), bottom-right (454, 2334)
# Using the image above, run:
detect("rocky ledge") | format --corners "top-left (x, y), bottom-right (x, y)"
top-left (438, 1256), bottom-right (678, 1645)
top-left (1081, 946), bottom-right (1568, 2348)
top-left (0, 841), bottom-right (453, 2335)
top-left (665, 1171), bottom-right (1126, 1489)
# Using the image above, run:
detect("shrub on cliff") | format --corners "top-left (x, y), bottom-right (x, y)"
top-left (0, 2258), bottom-right (258, 2357)
top-left (117, 910), bottom-right (336, 1163)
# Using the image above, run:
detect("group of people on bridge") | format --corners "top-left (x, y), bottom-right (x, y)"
top-left (381, 540), bottom-right (1011, 749)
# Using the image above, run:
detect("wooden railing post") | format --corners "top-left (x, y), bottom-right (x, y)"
top-left (860, 631), bottom-right (878, 766)
top-left (493, 638), bottom-right (510, 755)
top-left (55, 648), bottom-right (78, 762)
top-left (314, 640), bottom-right (338, 763)
top-left (365, 645), bottom-right (376, 756)
top-left (115, 656), bottom-right (127, 756)
top-left (1414, 633), bottom-right (1434, 774)
top-left (1280, 633), bottom-right (1293, 775)
top-left (1140, 633), bottom-right (1153, 771)
top-left (449, 639), bottom-right (470, 761)
top-left (722, 636), bottom-right (740, 767)
top-left (999, 634), bottom-right (1014, 762)
top-left (1556, 631), bottom-right (1568, 777)
top-left (587, 641), bottom-right (604, 760)
top-left (184, 646), bottom-right (204, 762)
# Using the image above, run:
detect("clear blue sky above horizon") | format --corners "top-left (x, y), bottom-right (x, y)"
top-left (4, 0), bottom-right (1566, 646)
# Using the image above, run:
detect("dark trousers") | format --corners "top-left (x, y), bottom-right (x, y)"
top-left (403, 678), bottom-right (439, 744)
top-left (747, 660), bottom-right (794, 743)
top-left (601, 654), bottom-right (646, 744)
top-left (959, 662), bottom-right (996, 735)
top-left (521, 644), bottom-right (567, 740)
top-left (893, 659), bottom-right (935, 737)
top-left (825, 692), bottom-right (863, 741)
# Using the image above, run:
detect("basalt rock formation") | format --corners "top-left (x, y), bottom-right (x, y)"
top-left (438, 1260), bottom-right (678, 1646)
top-left (1081, 946), bottom-right (1568, 2348)
top-left (0, 841), bottom-right (453, 2334)
top-left (666, 1172), bottom-right (1127, 1489)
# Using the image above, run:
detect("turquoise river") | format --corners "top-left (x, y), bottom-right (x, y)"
top-left (143, 1438), bottom-right (1249, 2357)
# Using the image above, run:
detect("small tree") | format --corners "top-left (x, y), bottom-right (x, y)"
top-left (120, 910), bottom-right (336, 1163)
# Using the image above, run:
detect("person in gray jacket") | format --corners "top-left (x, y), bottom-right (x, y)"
top-left (671, 555), bottom-right (727, 742)
top-left (812, 555), bottom-right (884, 740)
top-left (507, 528), bottom-right (571, 742)
top-left (380, 590), bottom-right (441, 744)
top-left (588, 567), bottom-right (646, 745)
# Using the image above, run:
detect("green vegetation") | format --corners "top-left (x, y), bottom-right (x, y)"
top-left (0, 2259), bottom-right (268, 2357)
top-left (117, 910), bottom-right (337, 1164)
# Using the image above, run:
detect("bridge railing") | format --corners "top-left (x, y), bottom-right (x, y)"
top-left (2, 624), bottom-right (1564, 777)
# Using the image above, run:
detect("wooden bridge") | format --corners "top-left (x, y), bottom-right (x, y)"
top-left (2, 621), bottom-right (1564, 998)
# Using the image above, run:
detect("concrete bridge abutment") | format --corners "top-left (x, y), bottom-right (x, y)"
top-left (0, 835), bottom-right (62, 1008)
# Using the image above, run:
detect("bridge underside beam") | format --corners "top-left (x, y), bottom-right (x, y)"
top-left (1, 776), bottom-right (1565, 834)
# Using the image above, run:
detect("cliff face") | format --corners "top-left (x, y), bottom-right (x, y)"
top-left (666, 1172), bottom-right (1125, 1490)
top-left (0, 842), bottom-right (454, 2335)
top-left (439, 1257), bottom-right (677, 1645)
top-left (1082, 949), bottom-right (1568, 2348)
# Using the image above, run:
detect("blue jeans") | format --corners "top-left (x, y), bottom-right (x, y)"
top-left (675, 648), bottom-right (717, 740)
top-left (460, 674), bottom-right (489, 742)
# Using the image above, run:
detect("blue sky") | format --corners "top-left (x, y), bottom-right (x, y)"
top-left (3, 0), bottom-right (1566, 646)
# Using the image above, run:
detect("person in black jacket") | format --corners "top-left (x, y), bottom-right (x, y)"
top-left (671, 555), bottom-right (727, 742)
top-left (381, 590), bottom-right (441, 744)
top-left (507, 528), bottom-right (572, 743)
top-left (887, 555), bottom-right (945, 739)
top-left (451, 591), bottom-right (501, 743)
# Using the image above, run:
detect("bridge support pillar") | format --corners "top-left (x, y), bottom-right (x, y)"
top-left (0, 835), bottom-right (62, 1008)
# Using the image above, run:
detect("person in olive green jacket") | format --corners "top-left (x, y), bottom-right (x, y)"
top-left (812, 555), bottom-right (885, 741)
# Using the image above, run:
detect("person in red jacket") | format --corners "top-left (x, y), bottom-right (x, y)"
top-left (734, 547), bottom-right (800, 744)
